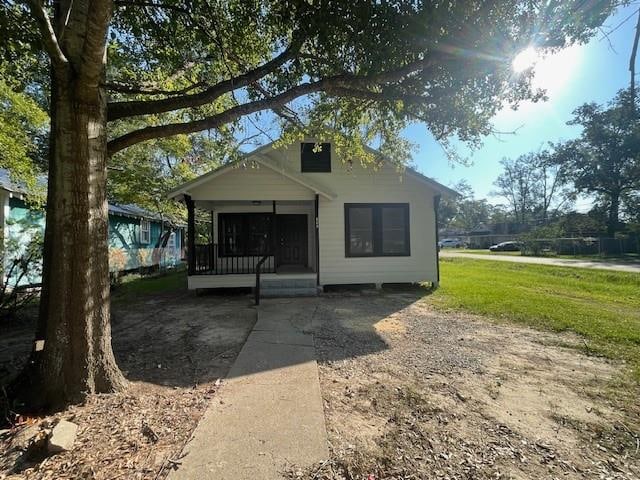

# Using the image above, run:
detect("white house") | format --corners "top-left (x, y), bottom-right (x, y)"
top-left (168, 140), bottom-right (457, 296)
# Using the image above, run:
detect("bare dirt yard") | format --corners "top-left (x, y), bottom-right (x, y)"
top-left (2, 283), bottom-right (639, 480)
top-left (0, 279), bottom-right (256, 479)
top-left (302, 291), bottom-right (640, 479)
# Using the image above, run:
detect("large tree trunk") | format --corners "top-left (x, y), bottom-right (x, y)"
top-left (37, 71), bottom-right (125, 406)
top-left (24, 0), bottom-right (125, 407)
top-left (606, 194), bottom-right (620, 238)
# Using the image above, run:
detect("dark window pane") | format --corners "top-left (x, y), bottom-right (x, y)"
top-left (348, 207), bottom-right (373, 255)
top-left (222, 216), bottom-right (243, 255)
top-left (381, 207), bottom-right (408, 254)
top-left (247, 215), bottom-right (272, 255)
top-left (219, 213), bottom-right (273, 256)
top-left (345, 204), bottom-right (410, 257)
top-left (301, 142), bottom-right (331, 172)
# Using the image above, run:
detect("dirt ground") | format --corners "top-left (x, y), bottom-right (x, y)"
top-left (303, 292), bottom-right (640, 479)
top-left (0, 288), bottom-right (256, 479)
top-left (2, 289), bottom-right (639, 479)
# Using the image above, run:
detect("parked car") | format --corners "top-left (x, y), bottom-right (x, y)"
top-left (439, 238), bottom-right (465, 248)
top-left (489, 241), bottom-right (521, 252)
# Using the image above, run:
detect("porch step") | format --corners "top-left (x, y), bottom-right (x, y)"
top-left (261, 287), bottom-right (318, 297)
top-left (260, 277), bottom-right (318, 297)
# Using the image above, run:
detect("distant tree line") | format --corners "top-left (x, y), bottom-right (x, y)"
top-left (440, 88), bottom-right (640, 238)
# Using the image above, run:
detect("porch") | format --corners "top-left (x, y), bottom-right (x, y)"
top-left (185, 198), bottom-right (321, 292)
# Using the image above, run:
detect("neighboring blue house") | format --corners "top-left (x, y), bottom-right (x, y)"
top-left (0, 169), bottom-right (185, 286)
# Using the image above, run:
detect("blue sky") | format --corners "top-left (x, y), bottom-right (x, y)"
top-left (405, 3), bottom-right (640, 204)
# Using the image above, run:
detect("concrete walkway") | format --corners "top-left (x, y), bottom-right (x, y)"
top-left (168, 298), bottom-right (328, 480)
top-left (440, 251), bottom-right (640, 273)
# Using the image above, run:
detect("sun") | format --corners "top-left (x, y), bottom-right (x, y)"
top-left (512, 47), bottom-right (538, 73)
top-left (511, 45), bottom-right (583, 97)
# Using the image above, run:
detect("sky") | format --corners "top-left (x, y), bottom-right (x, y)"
top-left (404, 3), bottom-right (640, 206)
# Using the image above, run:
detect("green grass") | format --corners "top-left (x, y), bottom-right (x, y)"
top-left (112, 267), bottom-right (187, 301)
top-left (432, 258), bottom-right (640, 379)
top-left (453, 249), bottom-right (521, 256)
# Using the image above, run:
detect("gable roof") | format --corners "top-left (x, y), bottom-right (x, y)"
top-left (359, 144), bottom-right (459, 198)
top-left (168, 140), bottom-right (459, 200)
top-left (167, 153), bottom-right (337, 200)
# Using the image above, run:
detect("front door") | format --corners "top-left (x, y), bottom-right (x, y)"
top-left (276, 215), bottom-right (308, 267)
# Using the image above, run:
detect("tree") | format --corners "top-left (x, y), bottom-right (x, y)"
top-left (439, 181), bottom-right (494, 232)
top-left (493, 154), bottom-right (541, 224)
top-left (531, 149), bottom-right (574, 222)
top-left (494, 150), bottom-right (572, 225)
top-left (2, 0), bottom-right (616, 405)
top-left (552, 89), bottom-right (640, 236)
top-left (0, 78), bottom-right (48, 196)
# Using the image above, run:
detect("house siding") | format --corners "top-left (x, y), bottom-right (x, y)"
top-left (264, 143), bottom-right (438, 285)
top-left (183, 141), bottom-right (440, 286)
top-left (107, 214), bottom-right (183, 272)
top-left (2, 197), bottom-right (184, 284)
top-left (188, 164), bottom-right (314, 201)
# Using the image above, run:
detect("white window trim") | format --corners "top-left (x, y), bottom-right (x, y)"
top-left (140, 219), bottom-right (151, 244)
top-left (167, 231), bottom-right (176, 249)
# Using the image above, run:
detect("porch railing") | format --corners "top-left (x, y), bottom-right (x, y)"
top-left (193, 243), bottom-right (275, 275)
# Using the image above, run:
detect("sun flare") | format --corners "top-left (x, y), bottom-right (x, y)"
top-left (512, 45), bottom-right (583, 97)
top-left (512, 47), bottom-right (538, 73)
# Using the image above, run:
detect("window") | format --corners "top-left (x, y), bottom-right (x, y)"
top-left (140, 219), bottom-right (151, 244)
top-left (219, 213), bottom-right (273, 256)
top-left (167, 232), bottom-right (176, 249)
top-left (301, 142), bottom-right (331, 172)
top-left (344, 204), bottom-right (410, 257)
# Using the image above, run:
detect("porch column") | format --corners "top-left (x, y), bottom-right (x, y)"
top-left (185, 194), bottom-right (195, 275)
top-left (315, 194), bottom-right (320, 286)
top-left (209, 210), bottom-right (215, 272)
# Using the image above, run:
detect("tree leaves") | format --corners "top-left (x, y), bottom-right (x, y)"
top-left (0, 79), bottom-right (48, 202)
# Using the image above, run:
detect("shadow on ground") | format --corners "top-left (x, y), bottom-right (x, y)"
top-left (0, 271), bottom-right (433, 391)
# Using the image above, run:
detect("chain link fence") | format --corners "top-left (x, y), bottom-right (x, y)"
top-left (521, 237), bottom-right (640, 256)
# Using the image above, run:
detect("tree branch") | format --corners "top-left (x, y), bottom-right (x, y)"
top-left (24, 0), bottom-right (68, 66)
top-left (114, 0), bottom-right (190, 14)
top-left (107, 79), bottom-right (327, 155)
top-left (104, 81), bottom-right (206, 96)
top-left (108, 48), bottom-right (440, 121)
top-left (107, 55), bottom-right (439, 155)
top-left (107, 41), bottom-right (301, 120)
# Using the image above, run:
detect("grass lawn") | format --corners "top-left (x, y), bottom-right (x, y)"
top-left (112, 267), bottom-right (187, 300)
top-left (452, 248), bottom-right (521, 256)
top-left (432, 257), bottom-right (640, 379)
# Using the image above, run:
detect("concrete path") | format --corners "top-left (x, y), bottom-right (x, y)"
top-left (168, 298), bottom-right (328, 480)
top-left (440, 251), bottom-right (640, 273)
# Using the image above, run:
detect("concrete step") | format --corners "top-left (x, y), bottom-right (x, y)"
top-left (260, 278), bottom-right (316, 289)
top-left (261, 287), bottom-right (318, 297)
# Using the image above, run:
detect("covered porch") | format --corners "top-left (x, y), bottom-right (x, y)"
top-left (168, 156), bottom-right (336, 291)
top-left (185, 198), bottom-right (320, 289)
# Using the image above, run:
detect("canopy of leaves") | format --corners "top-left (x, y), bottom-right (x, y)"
top-left (438, 180), bottom-right (500, 232)
top-left (493, 150), bottom-right (573, 225)
top-left (1, 0), bottom-right (619, 209)
top-left (554, 89), bottom-right (640, 198)
top-left (552, 89), bottom-right (640, 233)
top-left (0, 78), bottom-right (48, 201)
top-left (102, 0), bottom-right (616, 161)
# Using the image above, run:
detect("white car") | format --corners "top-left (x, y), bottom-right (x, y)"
top-left (438, 238), bottom-right (464, 248)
